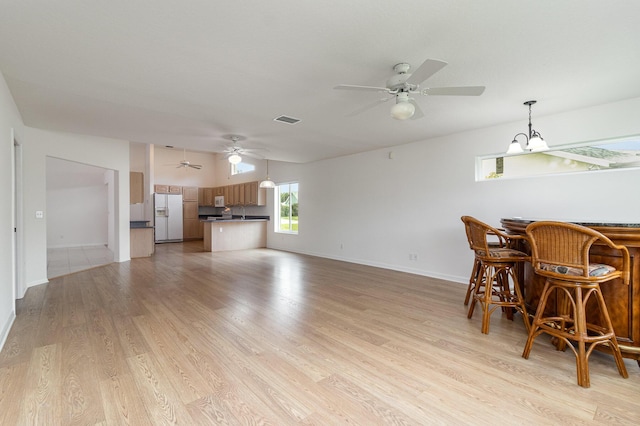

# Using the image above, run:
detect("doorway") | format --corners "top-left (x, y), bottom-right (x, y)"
top-left (45, 157), bottom-right (114, 278)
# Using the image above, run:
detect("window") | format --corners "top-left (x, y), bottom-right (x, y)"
top-left (230, 161), bottom-right (255, 176)
top-left (477, 134), bottom-right (640, 181)
top-left (276, 182), bottom-right (298, 234)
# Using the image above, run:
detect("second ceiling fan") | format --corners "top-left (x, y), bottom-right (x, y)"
top-left (334, 58), bottom-right (485, 120)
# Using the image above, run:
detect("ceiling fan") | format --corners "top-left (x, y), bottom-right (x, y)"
top-left (334, 58), bottom-right (485, 120)
top-left (222, 135), bottom-right (267, 164)
top-left (171, 148), bottom-right (202, 169)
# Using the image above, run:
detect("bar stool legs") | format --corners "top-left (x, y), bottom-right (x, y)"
top-left (522, 279), bottom-right (628, 388)
top-left (464, 258), bottom-right (482, 306)
top-left (467, 260), bottom-right (530, 335)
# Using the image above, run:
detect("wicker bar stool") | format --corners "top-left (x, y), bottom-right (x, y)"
top-left (463, 233), bottom-right (502, 306)
top-left (522, 221), bottom-right (630, 387)
top-left (461, 216), bottom-right (531, 334)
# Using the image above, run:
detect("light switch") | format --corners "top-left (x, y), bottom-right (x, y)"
top-left (35, 211), bottom-right (44, 219)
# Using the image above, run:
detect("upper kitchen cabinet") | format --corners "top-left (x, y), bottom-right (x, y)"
top-left (130, 172), bottom-right (144, 204)
top-left (223, 185), bottom-right (233, 206)
top-left (154, 184), bottom-right (182, 194)
top-left (245, 181), bottom-right (266, 206)
top-left (233, 184), bottom-right (245, 206)
top-left (182, 186), bottom-right (198, 202)
top-left (198, 187), bottom-right (214, 206)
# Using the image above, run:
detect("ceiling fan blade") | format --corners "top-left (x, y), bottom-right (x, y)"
top-left (334, 84), bottom-right (390, 92)
top-left (405, 59), bottom-right (448, 85)
top-left (189, 164), bottom-right (202, 169)
top-left (409, 99), bottom-right (424, 120)
top-left (345, 98), bottom-right (390, 117)
top-left (422, 86), bottom-right (486, 96)
top-left (242, 151), bottom-right (266, 160)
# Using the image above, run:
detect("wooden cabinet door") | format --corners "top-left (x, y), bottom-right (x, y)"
top-left (245, 181), bottom-right (257, 205)
top-left (233, 184), bottom-right (245, 206)
top-left (130, 172), bottom-right (144, 204)
top-left (182, 186), bottom-right (198, 201)
top-left (214, 186), bottom-right (224, 196)
top-left (154, 184), bottom-right (169, 194)
top-left (168, 186), bottom-right (182, 194)
top-left (183, 201), bottom-right (198, 219)
top-left (183, 219), bottom-right (201, 239)
top-left (224, 185), bottom-right (234, 206)
top-left (202, 188), bottom-right (214, 206)
top-left (183, 200), bottom-right (200, 240)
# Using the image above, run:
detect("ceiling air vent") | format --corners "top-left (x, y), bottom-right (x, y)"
top-left (273, 115), bottom-right (301, 125)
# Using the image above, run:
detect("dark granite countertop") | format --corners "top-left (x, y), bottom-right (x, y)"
top-left (130, 221), bottom-right (153, 229)
top-left (501, 217), bottom-right (640, 228)
top-left (200, 215), bottom-right (270, 222)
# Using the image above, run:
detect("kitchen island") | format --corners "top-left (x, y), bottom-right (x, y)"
top-left (202, 217), bottom-right (268, 252)
top-left (501, 217), bottom-right (640, 364)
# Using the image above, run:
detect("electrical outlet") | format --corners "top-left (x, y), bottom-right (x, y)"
top-left (340, 243), bottom-right (343, 249)
top-left (409, 253), bottom-right (418, 261)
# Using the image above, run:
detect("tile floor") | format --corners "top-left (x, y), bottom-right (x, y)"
top-left (47, 245), bottom-right (114, 279)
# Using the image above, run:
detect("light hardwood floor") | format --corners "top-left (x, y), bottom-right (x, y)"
top-left (1, 241), bottom-right (639, 425)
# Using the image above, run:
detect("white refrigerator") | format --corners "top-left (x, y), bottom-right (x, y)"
top-left (154, 193), bottom-right (183, 242)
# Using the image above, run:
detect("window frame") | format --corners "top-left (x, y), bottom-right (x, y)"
top-left (275, 181), bottom-right (298, 235)
top-left (476, 134), bottom-right (640, 181)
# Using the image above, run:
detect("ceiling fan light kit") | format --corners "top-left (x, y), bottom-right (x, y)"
top-left (506, 100), bottom-right (549, 154)
top-left (335, 58), bottom-right (485, 120)
top-left (223, 134), bottom-right (267, 164)
top-left (228, 153), bottom-right (242, 164)
top-left (390, 92), bottom-right (415, 120)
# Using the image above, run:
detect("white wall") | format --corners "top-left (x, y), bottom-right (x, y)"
top-left (46, 185), bottom-right (108, 248)
top-left (153, 146), bottom-right (218, 186)
top-left (46, 157), bottom-right (110, 248)
top-left (22, 127), bottom-right (130, 288)
top-left (0, 72), bottom-right (23, 350)
top-left (266, 97), bottom-right (640, 284)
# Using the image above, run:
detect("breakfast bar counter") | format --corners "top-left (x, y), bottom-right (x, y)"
top-left (202, 218), bottom-right (268, 252)
top-left (501, 217), bottom-right (640, 364)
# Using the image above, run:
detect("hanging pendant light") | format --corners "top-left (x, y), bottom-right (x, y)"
top-left (506, 100), bottom-right (549, 154)
top-left (259, 159), bottom-right (275, 188)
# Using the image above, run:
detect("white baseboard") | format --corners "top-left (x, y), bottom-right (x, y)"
top-left (0, 311), bottom-right (16, 353)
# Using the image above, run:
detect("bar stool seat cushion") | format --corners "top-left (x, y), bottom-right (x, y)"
top-left (478, 247), bottom-right (529, 259)
top-left (539, 262), bottom-right (616, 277)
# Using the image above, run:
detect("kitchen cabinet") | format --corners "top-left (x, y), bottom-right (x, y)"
top-left (233, 184), bottom-right (245, 206)
top-left (130, 228), bottom-right (154, 258)
top-left (154, 184), bottom-right (183, 194)
top-left (130, 172), bottom-right (144, 204)
top-left (201, 187), bottom-right (215, 206)
top-left (182, 186), bottom-right (198, 202)
top-left (183, 198), bottom-right (201, 240)
top-left (223, 185), bottom-right (233, 206)
top-left (244, 181), bottom-right (266, 206)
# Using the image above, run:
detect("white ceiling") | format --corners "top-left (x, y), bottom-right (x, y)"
top-left (2, 1), bottom-right (640, 163)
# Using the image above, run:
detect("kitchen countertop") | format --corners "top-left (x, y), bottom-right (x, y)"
top-left (501, 217), bottom-right (640, 228)
top-left (130, 221), bottom-right (154, 229)
top-left (199, 215), bottom-right (269, 222)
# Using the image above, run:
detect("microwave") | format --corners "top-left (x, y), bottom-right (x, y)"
top-left (214, 196), bottom-right (225, 207)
